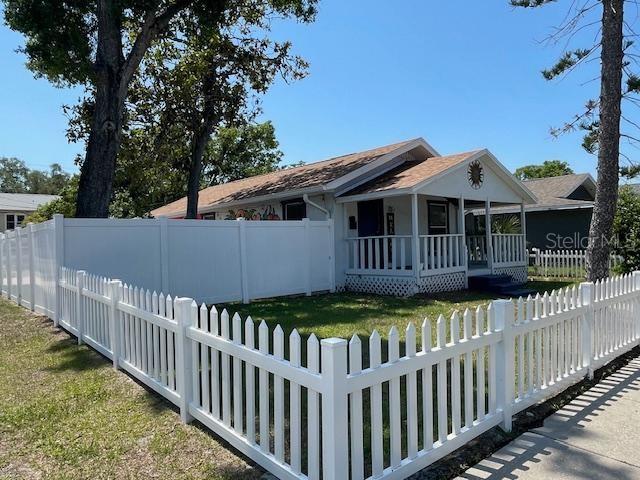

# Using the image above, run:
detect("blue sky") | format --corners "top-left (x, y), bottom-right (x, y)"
top-left (0, 1), bottom-right (611, 176)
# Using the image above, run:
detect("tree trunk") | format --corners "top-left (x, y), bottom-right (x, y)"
top-left (185, 127), bottom-right (212, 219)
top-left (586, 0), bottom-right (623, 281)
top-left (76, 0), bottom-right (124, 218)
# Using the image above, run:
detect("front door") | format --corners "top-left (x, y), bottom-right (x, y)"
top-left (357, 199), bottom-right (384, 269)
top-left (357, 199), bottom-right (384, 237)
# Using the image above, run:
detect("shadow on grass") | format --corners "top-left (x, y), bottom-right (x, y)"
top-left (44, 337), bottom-right (106, 372)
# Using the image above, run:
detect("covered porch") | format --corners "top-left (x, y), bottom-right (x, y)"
top-left (336, 150), bottom-right (535, 295)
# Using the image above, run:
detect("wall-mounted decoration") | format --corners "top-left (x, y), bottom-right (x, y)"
top-left (225, 205), bottom-right (281, 221)
top-left (467, 160), bottom-right (484, 189)
top-left (349, 216), bottom-right (357, 230)
top-left (386, 212), bottom-right (395, 235)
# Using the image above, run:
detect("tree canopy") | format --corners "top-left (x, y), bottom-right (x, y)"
top-left (3, 0), bottom-right (318, 217)
top-left (613, 185), bottom-right (640, 273)
top-left (514, 160), bottom-right (574, 180)
top-left (0, 157), bottom-right (71, 194)
top-left (511, 0), bottom-right (629, 280)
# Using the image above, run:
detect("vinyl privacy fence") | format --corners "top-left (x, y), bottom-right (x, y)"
top-left (2, 225), bottom-right (640, 480)
top-left (529, 248), bottom-right (623, 280)
top-left (2, 215), bottom-right (335, 306)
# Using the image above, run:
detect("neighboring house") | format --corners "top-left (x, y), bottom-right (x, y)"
top-left (152, 138), bottom-right (537, 295)
top-left (486, 173), bottom-right (595, 250)
top-left (0, 193), bottom-right (59, 232)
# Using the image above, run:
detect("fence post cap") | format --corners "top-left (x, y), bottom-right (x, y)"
top-left (320, 337), bottom-right (348, 348)
top-left (491, 298), bottom-right (514, 330)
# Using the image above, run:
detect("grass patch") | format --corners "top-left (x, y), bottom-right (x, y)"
top-left (224, 280), bottom-right (577, 340)
top-left (0, 299), bottom-right (261, 480)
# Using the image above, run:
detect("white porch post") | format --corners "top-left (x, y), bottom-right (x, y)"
top-left (485, 198), bottom-right (493, 273)
top-left (520, 203), bottom-right (527, 263)
top-left (459, 197), bottom-right (467, 284)
top-left (411, 194), bottom-right (420, 280)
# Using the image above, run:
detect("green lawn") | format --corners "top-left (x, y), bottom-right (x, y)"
top-left (0, 298), bottom-right (261, 480)
top-left (223, 280), bottom-right (576, 341)
top-left (0, 280), bottom-right (575, 479)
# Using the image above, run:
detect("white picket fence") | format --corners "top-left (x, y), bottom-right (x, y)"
top-left (2, 223), bottom-right (640, 479)
top-left (529, 248), bottom-right (623, 279)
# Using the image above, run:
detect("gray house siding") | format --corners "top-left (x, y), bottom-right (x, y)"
top-left (525, 209), bottom-right (592, 250)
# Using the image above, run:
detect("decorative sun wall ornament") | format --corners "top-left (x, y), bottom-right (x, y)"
top-left (467, 160), bottom-right (484, 189)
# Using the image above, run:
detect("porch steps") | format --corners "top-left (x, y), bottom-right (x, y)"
top-left (468, 274), bottom-right (537, 298)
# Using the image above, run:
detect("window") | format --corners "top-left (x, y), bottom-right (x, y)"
top-left (6, 214), bottom-right (25, 231)
top-left (427, 202), bottom-right (448, 235)
top-left (282, 199), bottom-right (306, 220)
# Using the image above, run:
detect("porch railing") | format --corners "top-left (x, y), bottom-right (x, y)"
top-left (346, 235), bottom-right (413, 275)
top-left (419, 234), bottom-right (466, 273)
top-left (492, 233), bottom-right (526, 266)
top-left (466, 235), bottom-right (487, 263)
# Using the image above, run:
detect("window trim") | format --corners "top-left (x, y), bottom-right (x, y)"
top-left (5, 213), bottom-right (25, 231)
top-left (427, 201), bottom-right (448, 235)
top-left (281, 198), bottom-right (307, 221)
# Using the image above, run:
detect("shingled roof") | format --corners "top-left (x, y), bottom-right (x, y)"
top-left (484, 173), bottom-right (594, 214)
top-left (341, 150), bottom-right (483, 196)
top-left (523, 174), bottom-right (593, 201)
top-left (151, 139), bottom-right (420, 217)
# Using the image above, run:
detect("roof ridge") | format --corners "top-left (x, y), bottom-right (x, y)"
top-left (523, 173), bottom-right (588, 182)
top-left (196, 138), bottom-right (418, 193)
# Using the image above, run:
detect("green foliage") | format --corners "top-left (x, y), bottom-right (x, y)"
top-left (203, 122), bottom-right (283, 186)
top-left (109, 122), bottom-right (282, 218)
top-left (542, 49), bottom-right (591, 80)
top-left (620, 164), bottom-right (640, 179)
top-left (514, 160), bottom-right (574, 180)
top-left (24, 176), bottom-right (78, 223)
top-left (0, 158), bottom-right (71, 194)
top-left (509, 0), bottom-right (556, 7)
top-left (491, 214), bottom-right (521, 234)
top-left (2, 0), bottom-right (96, 87)
top-left (613, 185), bottom-right (640, 273)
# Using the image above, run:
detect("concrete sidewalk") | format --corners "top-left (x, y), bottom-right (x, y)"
top-left (459, 356), bottom-right (640, 480)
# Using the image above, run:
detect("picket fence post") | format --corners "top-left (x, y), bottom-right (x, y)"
top-left (109, 280), bottom-right (122, 369)
top-left (6, 232), bottom-right (12, 301)
top-left (633, 271), bottom-right (640, 342)
top-left (493, 299), bottom-right (515, 432)
top-left (27, 223), bottom-right (36, 311)
top-left (52, 214), bottom-right (64, 327)
top-left (176, 297), bottom-right (196, 423)
top-left (15, 227), bottom-right (22, 304)
top-left (76, 270), bottom-right (86, 345)
top-left (320, 338), bottom-right (349, 479)
top-left (0, 233), bottom-right (4, 299)
top-left (579, 281), bottom-right (595, 379)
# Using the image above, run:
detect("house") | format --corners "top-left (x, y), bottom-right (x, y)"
top-left (485, 173), bottom-right (595, 250)
top-left (152, 138), bottom-right (537, 295)
top-left (0, 193), bottom-right (59, 232)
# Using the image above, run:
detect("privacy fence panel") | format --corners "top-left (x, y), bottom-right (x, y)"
top-left (166, 220), bottom-right (244, 302)
top-left (1, 217), bottom-right (640, 480)
top-left (63, 218), bottom-right (164, 291)
top-left (59, 216), bottom-right (334, 304)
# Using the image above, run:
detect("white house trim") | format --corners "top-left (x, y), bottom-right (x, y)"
top-left (410, 150), bottom-right (538, 204)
